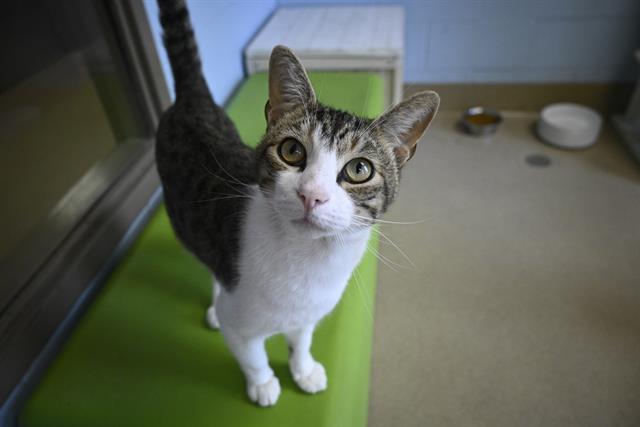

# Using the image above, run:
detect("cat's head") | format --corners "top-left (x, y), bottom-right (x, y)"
top-left (256, 46), bottom-right (439, 239)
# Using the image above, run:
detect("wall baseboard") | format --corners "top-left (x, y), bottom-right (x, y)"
top-left (404, 83), bottom-right (634, 115)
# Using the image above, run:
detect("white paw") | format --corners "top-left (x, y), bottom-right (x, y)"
top-left (247, 376), bottom-right (281, 407)
top-left (291, 361), bottom-right (327, 394)
top-left (205, 305), bottom-right (220, 330)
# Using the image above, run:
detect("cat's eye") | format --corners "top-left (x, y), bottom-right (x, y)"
top-left (343, 158), bottom-right (374, 184)
top-left (278, 138), bottom-right (306, 167)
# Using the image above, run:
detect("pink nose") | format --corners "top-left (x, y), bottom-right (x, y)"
top-left (298, 189), bottom-right (329, 214)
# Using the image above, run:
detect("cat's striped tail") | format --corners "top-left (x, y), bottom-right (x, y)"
top-left (157, 0), bottom-right (202, 94)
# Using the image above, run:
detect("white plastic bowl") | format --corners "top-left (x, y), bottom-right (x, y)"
top-left (537, 103), bottom-right (602, 149)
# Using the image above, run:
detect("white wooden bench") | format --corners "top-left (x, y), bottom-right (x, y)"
top-left (245, 6), bottom-right (405, 107)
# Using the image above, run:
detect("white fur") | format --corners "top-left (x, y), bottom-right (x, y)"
top-left (206, 141), bottom-right (370, 406)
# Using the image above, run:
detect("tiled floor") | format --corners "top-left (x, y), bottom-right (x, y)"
top-left (369, 111), bottom-right (640, 427)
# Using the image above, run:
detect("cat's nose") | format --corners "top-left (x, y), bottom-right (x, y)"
top-left (298, 189), bottom-right (329, 213)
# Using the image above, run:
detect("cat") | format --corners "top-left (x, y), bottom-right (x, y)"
top-left (156, 0), bottom-right (439, 407)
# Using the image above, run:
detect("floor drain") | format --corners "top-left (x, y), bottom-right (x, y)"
top-left (526, 154), bottom-right (551, 167)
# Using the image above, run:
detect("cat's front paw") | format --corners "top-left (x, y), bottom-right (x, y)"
top-left (291, 361), bottom-right (327, 394)
top-left (247, 375), bottom-right (281, 407)
top-left (205, 305), bottom-right (220, 330)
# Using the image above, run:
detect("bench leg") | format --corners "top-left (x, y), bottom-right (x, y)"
top-left (286, 324), bottom-right (327, 394)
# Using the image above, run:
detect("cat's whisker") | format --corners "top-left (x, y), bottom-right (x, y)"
top-left (204, 170), bottom-right (254, 197)
top-left (342, 220), bottom-right (370, 234)
top-left (351, 268), bottom-right (373, 321)
top-left (187, 194), bottom-right (254, 204)
top-left (198, 163), bottom-right (256, 199)
top-left (346, 218), bottom-right (416, 270)
top-left (349, 216), bottom-right (378, 230)
top-left (369, 244), bottom-right (410, 270)
top-left (206, 146), bottom-right (256, 190)
top-left (353, 214), bottom-right (429, 226)
top-left (368, 227), bottom-right (416, 269)
top-left (363, 243), bottom-right (399, 273)
top-left (200, 190), bottom-right (253, 199)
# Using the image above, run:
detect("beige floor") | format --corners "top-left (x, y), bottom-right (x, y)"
top-left (368, 112), bottom-right (640, 427)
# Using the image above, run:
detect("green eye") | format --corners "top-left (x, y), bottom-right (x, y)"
top-left (278, 138), bottom-right (306, 166)
top-left (343, 158), bottom-right (374, 184)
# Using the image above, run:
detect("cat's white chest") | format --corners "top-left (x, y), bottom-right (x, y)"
top-left (217, 192), bottom-right (369, 336)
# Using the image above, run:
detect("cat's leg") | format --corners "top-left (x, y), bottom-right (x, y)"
top-left (205, 277), bottom-right (221, 330)
top-left (222, 327), bottom-right (281, 407)
top-left (285, 324), bottom-right (327, 394)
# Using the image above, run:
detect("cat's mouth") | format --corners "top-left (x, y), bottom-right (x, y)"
top-left (292, 217), bottom-right (326, 231)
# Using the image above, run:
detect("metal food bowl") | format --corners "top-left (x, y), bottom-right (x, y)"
top-left (461, 106), bottom-right (503, 136)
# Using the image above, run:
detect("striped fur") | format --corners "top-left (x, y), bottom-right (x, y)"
top-left (158, 0), bottom-right (202, 92)
top-left (155, 0), bottom-right (255, 291)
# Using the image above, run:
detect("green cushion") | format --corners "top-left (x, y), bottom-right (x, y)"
top-left (20, 72), bottom-right (384, 427)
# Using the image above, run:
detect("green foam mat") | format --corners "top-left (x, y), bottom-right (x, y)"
top-left (21, 71), bottom-right (385, 427)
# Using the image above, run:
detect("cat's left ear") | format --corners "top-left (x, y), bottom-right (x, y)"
top-left (373, 91), bottom-right (440, 167)
top-left (265, 45), bottom-right (316, 124)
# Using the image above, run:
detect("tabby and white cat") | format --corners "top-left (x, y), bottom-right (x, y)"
top-left (156, 0), bottom-right (439, 406)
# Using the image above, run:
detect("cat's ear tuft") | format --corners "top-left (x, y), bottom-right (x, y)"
top-left (374, 91), bottom-right (440, 167)
top-left (267, 45), bottom-right (316, 124)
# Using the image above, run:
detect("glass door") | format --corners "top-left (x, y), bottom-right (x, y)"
top-left (0, 0), bottom-right (169, 405)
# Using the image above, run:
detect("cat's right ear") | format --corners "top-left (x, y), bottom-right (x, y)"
top-left (372, 91), bottom-right (440, 167)
top-left (266, 45), bottom-right (316, 124)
